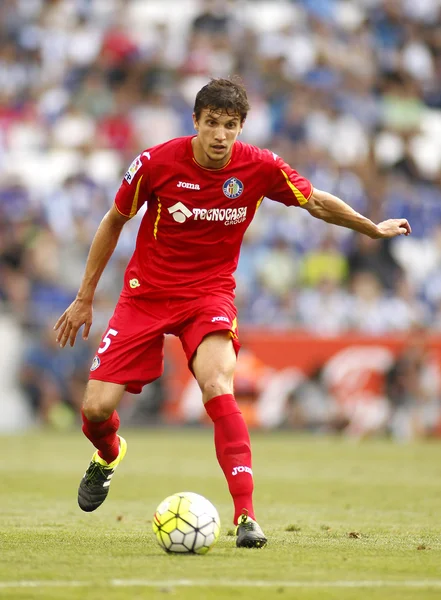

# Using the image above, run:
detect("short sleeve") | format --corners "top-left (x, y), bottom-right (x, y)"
top-left (264, 151), bottom-right (313, 207)
top-left (114, 151), bottom-right (151, 218)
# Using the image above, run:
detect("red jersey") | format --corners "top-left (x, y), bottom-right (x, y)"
top-left (114, 136), bottom-right (313, 300)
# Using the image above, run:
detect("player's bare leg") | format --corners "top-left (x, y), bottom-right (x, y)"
top-left (78, 380), bottom-right (127, 512)
top-left (192, 332), bottom-right (267, 548)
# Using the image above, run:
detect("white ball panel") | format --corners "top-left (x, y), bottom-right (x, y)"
top-left (169, 529), bottom-right (185, 544)
top-left (182, 530), bottom-right (197, 551)
top-left (193, 531), bottom-right (208, 551)
top-left (197, 512), bottom-right (213, 529)
top-left (204, 532), bottom-right (215, 547)
top-left (169, 543), bottom-right (189, 553)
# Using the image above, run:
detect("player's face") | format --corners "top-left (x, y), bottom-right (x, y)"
top-left (192, 109), bottom-right (243, 169)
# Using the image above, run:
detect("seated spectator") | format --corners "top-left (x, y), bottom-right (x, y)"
top-left (347, 271), bottom-right (393, 334)
top-left (348, 235), bottom-right (403, 291)
top-left (386, 331), bottom-right (441, 440)
top-left (300, 234), bottom-right (348, 288)
top-left (297, 277), bottom-right (351, 335)
top-left (191, 0), bottom-right (234, 36)
top-left (386, 276), bottom-right (431, 331)
top-left (255, 238), bottom-right (299, 297)
top-left (18, 320), bottom-right (91, 427)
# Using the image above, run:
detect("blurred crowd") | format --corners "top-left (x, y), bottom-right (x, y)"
top-left (1, 0), bottom-right (441, 431)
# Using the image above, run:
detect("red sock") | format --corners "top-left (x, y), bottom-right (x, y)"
top-left (205, 394), bottom-right (255, 524)
top-left (81, 410), bottom-right (120, 463)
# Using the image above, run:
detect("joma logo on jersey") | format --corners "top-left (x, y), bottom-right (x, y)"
top-left (177, 181), bottom-right (200, 190)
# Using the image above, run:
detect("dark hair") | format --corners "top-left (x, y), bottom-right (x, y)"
top-left (193, 77), bottom-right (250, 123)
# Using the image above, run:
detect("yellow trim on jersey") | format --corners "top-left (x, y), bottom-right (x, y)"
top-left (230, 316), bottom-right (238, 340)
top-left (280, 169), bottom-right (310, 205)
top-left (255, 196), bottom-right (264, 212)
top-left (153, 197), bottom-right (162, 239)
top-left (129, 175), bottom-right (144, 218)
top-left (192, 157), bottom-right (232, 171)
top-left (114, 203), bottom-right (130, 218)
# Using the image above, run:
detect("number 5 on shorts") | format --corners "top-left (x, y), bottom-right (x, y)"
top-left (98, 328), bottom-right (118, 354)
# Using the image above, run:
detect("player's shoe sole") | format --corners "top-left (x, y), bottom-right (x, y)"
top-left (78, 436), bottom-right (127, 512)
top-left (235, 511), bottom-right (267, 548)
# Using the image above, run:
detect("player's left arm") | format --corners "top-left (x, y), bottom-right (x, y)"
top-left (303, 187), bottom-right (411, 240)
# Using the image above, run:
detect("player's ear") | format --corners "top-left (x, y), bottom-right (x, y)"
top-left (192, 113), bottom-right (199, 131)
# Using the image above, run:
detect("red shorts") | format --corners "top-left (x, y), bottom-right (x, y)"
top-left (89, 294), bottom-right (240, 393)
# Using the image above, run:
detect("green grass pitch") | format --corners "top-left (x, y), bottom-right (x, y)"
top-left (1, 429), bottom-right (440, 599)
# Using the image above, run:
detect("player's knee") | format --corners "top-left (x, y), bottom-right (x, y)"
top-left (82, 400), bottom-right (114, 422)
top-left (200, 372), bottom-right (233, 401)
top-left (82, 390), bottom-right (115, 421)
top-left (82, 380), bottom-right (124, 421)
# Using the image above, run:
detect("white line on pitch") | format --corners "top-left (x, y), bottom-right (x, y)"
top-left (0, 582), bottom-right (86, 588)
top-left (112, 580), bottom-right (441, 588)
top-left (1, 580), bottom-right (441, 589)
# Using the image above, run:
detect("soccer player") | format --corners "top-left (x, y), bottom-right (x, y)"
top-left (54, 77), bottom-right (411, 549)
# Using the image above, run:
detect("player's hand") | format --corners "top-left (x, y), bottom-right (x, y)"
top-left (54, 298), bottom-right (93, 348)
top-left (375, 219), bottom-right (411, 239)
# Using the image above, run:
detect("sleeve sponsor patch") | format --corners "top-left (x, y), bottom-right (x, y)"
top-left (124, 155), bottom-right (143, 184)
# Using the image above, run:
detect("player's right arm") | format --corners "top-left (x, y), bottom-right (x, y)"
top-left (54, 205), bottom-right (130, 348)
top-left (55, 152), bottom-right (151, 348)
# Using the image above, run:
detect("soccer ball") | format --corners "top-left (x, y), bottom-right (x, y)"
top-left (152, 492), bottom-right (221, 554)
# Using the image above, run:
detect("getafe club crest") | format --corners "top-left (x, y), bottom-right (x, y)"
top-left (90, 355), bottom-right (100, 371)
top-left (223, 177), bottom-right (244, 199)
